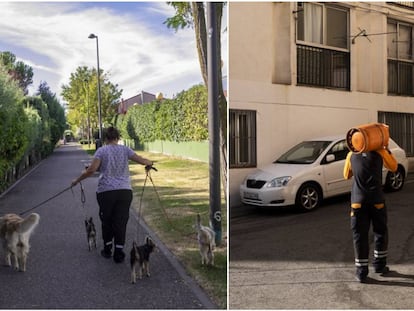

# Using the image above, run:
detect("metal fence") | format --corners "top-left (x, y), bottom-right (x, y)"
top-left (388, 59), bottom-right (414, 96)
top-left (378, 111), bottom-right (414, 156)
top-left (297, 44), bottom-right (350, 90)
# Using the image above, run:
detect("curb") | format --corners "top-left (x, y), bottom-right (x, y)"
top-left (0, 161), bottom-right (44, 199)
top-left (130, 208), bottom-right (218, 309)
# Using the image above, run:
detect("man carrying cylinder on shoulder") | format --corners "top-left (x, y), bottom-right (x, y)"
top-left (343, 123), bottom-right (398, 283)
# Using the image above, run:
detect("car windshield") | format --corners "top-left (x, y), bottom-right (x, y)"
top-left (275, 141), bottom-right (332, 164)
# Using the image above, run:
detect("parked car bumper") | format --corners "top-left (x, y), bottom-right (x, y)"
top-left (239, 185), bottom-right (296, 207)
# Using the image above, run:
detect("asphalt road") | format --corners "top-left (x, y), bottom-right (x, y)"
top-left (0, 143), bottom-right (216, 309)
top-left (230, 174), bottom-right (414, 309)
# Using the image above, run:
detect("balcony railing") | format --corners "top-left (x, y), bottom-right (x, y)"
top-left (297, 44), bottom-right (350, 90)
top-left (388, 59), bottom-right (414, 96)
top-left (387, 2), bottom-right (414, 9)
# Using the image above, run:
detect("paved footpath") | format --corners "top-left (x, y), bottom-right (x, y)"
top-left (0, 143), bottom-right (216, 309)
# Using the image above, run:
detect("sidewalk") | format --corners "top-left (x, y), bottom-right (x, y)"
top-left (0, 143), bottom-right (216, 309)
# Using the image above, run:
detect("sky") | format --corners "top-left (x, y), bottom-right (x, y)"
top-left (0, 2), bottom-right (228, 103)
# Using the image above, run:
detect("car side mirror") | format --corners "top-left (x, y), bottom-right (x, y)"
top-left (326, 154), bottom-right (335, 163)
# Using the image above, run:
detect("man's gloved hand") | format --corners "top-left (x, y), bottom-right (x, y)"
top-left (376, 148), bottom-right (398, 173)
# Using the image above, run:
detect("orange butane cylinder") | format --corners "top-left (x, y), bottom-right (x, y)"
top-left (346, 123), bottom-right (390, 153)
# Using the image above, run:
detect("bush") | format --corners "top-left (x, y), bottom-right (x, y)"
top-left (0, 66), bottom-right (26, 187)
top-left (115, 84), bottom-right (208, 143)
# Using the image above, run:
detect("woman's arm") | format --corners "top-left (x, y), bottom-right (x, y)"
top-left (71, 157), bottom-right (101, 186)
top-left (130, 153), bottom-right (153, 167)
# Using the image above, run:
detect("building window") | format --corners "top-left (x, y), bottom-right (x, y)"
top-left (230, 109), bottom-right (257, 168)
top-left (296, 2), bottom-right (350, 90)
top-left (378, 111), bottom-right (414, 156)
top-left (388, 19), bottom-right (414, 96)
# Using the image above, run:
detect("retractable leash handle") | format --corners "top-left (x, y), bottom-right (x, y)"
top-left (145, 165), bottom-right (157, 173)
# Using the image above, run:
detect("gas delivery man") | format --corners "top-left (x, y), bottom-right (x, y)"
top-left (344, 123), bottom-right (398, 283)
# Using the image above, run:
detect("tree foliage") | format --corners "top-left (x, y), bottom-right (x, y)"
top-left (37, 82), bottom-right (66, 146)
top-left (0, 51), bottom-right (33, 95)
top-left (165, 2), bottom-right (228, 195)
top-left (23, 96), bottom-right (53, 156)
top-left (0, 66), bottom-right (27, 177)
top-left (0, 57), bottom-right (66, 191)
top-left (61, 66), bottom-right (122, 137)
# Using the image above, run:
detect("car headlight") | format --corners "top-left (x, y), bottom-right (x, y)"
top-left (266, 176), bottom-right (292, 188)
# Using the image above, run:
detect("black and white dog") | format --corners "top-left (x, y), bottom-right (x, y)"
top-left (84, 217), bottom-right (97, 251)
top-left (130, 236), bottom-right (156, 283)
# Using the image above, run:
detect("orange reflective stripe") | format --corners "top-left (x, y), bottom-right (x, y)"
top-left (374, 203), bottom-right (385, 209)
top-left (351, 203), bottom-right (361, 209)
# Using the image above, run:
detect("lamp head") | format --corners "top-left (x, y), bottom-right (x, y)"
top-left (88, 33), bottom-right (97, 39)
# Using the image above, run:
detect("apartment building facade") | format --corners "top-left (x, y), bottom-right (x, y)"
top-left (229, 2), bottom-right (414, 206)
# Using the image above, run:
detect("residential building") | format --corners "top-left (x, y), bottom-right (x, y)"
top-left (229, 2), bottom-right (414, 207)
top-left (118, 90), bottom-right (156, 114)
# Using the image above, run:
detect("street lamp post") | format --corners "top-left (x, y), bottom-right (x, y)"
top-left (88, 33), bottom-right (103, 146)
top-left (84, 78), bottom-right (91, 149)
top-left (207, 3), bottom-right (222, 246)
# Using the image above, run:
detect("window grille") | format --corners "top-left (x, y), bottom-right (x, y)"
top-left (378, 111), bottom-right (414, 156)
top-left (229, 109), bottom-right (257, 168)
top-left (297, 44), bottom-right (350, 90)
top-left (387, 19), bottom-right (414, 96)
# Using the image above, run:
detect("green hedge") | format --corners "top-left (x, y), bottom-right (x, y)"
top-left (116, 84), bottom-right (208, 143)
top-left (0, 67), bottom-right (65, 192)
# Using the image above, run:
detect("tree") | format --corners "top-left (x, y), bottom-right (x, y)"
top-left (23, 96), bottom-right (52, 156)
top-left (0, 51), bottom-right (33, 95)
top-left (165, 2), bottom-right (228, 197)
top-left (61, 66), bottom-right (122, 137)
top-left (37, 82), bottom-right (66, 146)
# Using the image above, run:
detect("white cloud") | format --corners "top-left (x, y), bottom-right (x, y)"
top-left (0, 2), bottom-right (212, 101)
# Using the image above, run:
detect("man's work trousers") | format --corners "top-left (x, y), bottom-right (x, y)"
top-left (97, 189), bottom-right (133, 250)
top-left (350, 203), bottom-right (388, 278)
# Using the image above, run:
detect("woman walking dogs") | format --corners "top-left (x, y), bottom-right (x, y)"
top-left (71, 126), bottom-right (154, 263)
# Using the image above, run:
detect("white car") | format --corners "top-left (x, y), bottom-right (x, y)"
top-left (240, 136), bottom-right (408, 211)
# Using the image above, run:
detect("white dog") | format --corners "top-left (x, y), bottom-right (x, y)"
top-left (0, 213), bottom-right (40, 272)
top-left (196, 214), bottom-right (215, 266)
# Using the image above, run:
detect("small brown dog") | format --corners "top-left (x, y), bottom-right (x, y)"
top-left (0, 213), bottom-right (40, 272)
top-left (130, 236), bottom-right (156, 283)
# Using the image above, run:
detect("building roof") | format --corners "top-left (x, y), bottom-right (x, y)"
top-left (118, 91), bottom-right (156, 114)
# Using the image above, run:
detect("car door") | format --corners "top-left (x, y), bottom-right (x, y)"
top-left (321, 140), bottom-right (353, 196)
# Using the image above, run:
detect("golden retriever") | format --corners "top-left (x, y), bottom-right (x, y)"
top-left (0, 213), bottom-right (40, 272)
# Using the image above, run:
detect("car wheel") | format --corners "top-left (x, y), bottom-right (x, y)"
top-left (385, 166), bottom-right (405, 192)
top-left (295, 183), bottom-right (322, 211)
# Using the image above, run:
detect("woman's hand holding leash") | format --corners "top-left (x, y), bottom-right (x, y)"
top-left (145, 165), bottom-right (157, 173)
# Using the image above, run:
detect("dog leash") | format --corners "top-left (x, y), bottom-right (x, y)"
top-left (19, 183), bottom-right (86, 216)
top-left (139, 167), bottom-right (196, 240)
top-left (73, 182), bottom-right (88, 218)
top-left (135, 166), bottom-right (155, 242)
top-left (19, 185), bottom-right (75, 216)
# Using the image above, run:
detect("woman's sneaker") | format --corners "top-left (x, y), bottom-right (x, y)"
top-left (101, 243), bottom-right (112, 259)
top-left (113, 249), bottom-right (125, 263)
top-left (374, 266), bottom-right (390, 274)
